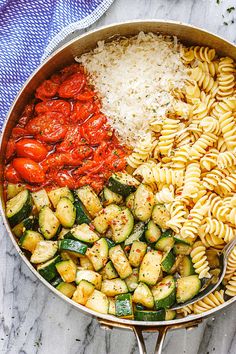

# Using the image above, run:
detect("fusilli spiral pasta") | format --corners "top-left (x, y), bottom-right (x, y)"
top-left (190, 241), bottom-right (211, 279)
top-left (225, 272), bottom-right (236, 297)
top-left (193, 290), bottom-right (225, 314)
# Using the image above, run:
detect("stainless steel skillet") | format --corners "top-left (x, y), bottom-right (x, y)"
top-left (1, 20), bottom-right (236, 354)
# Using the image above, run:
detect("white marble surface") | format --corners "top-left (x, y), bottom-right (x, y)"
top-left (1, 0), bottom-right (236, 353)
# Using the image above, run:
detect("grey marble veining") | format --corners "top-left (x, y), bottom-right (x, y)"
top-left (1, 0), bottom-right (236, 353)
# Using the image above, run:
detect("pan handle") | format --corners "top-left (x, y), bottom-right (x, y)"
top-left (98, 318), bottom-right (202, 354)
top-left (133, 325), bottom-right (168, 354)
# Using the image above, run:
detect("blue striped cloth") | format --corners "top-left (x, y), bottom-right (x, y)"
top-left (0, 0), bottom-right (114, 129)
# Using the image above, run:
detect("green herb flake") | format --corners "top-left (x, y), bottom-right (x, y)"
top-left (227, 6), bottom-right (235, 13)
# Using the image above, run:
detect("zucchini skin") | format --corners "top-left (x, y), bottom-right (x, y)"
top-left (115, 293), bottom-right (133, 318)
top-left (58, 239), bottom-right (88, 255)
top-left (107, 173), bottom-right (138, 197)
top-left (74, 198), bottom-right (91, 225)
top-left (37, 255), bottom-right (61, 282)
top-left (7, 190), bottom-right (32, 227)
top-left (134, 308), bottom-right (165, 321)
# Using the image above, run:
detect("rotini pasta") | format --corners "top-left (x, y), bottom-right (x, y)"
top-left (190, 241), bottom-right (211, 279)
top-left (166, 200), bottom-right (188, 233)
top-left (225, 272), bottom-right (236, 297)
top-left (127, 134), bottom-right (154, 168)
top-left (158, 118), bottom-right (180, 156)
top-left (217, 151), bottom-right (236, 169)
top-left (190, 132), bottom-right (217, 160)
top-left (191, 67), bottom-right (218, 97)
top-left (193, 290), bottom-right (225, 314)
top-left (203, 217), bottom-right (236, 243)
top-left (224, 246), bottom-right (236, 281)
top-left (155, 185), bottom-right (175, 204)
top-left (182, 162), bottom-right (201, 197)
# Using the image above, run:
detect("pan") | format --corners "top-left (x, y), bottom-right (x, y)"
top-left (1, 20), bottom-right (236, 354)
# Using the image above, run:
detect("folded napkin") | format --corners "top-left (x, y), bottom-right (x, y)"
top-left (0, 0), bottom-right (114, 128)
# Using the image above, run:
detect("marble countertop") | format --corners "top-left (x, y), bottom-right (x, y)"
top-left (1, 0), bottom-right (236, 353)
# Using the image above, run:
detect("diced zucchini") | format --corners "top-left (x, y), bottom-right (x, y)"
top-left (179, 256), bottom-right (195, 276)
top-left (174, 234), bottom-right (195, 245)
top-left (51, 276), bottom-right (63, 287)
top-left (145, 220), bottom-right (161, 243)
top-left (124, 222), bottom-right (145, 245)
top-left (75, 270), bottom-right (102, 289)
top-left (134, 308), bottom-right (165, 321)
top-left (85, 289), bottom-right (108, 314)
top-left (99, 261), bottom-right (118, 280)
top-left (60, 251), bottom-right (78, 264)
top-left (57, 282), bottom-right (76, 298)
top-left (19, 230), bottom-right (43, 253)
top-left (176, 275), bottom-right (201, 303)
top-left (72, 280), bottom-right (95, 304)
top-left (129, 241), bottom-right (147, 267)
top-left (108, 297), bottom-right (116, 315)
top-left (76, 185), bottom-right (102, 217)
top-left (105, 238), bottom-right (116, 249)
top-left (7, 183), bottom-right (25, 200)
top-left (48, 187), bottom-right (74, 208)
top-left (125, 268), bottom-right (139, 292)
top-left (173, 243), bottom-right (192, 255)
top-left (101, 278), bottom-right (128, 296)
top-left (80, 256), bottom-right (94, 270)
top-left (58, 227), bottom-right (70, 240)
top-left (93, 204), bottom-right (121, 234)
top-left (115, 293), bottom-right (133, 318)
top-left (109, 245), bottom-right (132, 279)
top-left (139, 250), bottom-right (162, 285)
top-left (55, 259), bottom-right (77, 283)
top-left (126, 193), bottom-right (135, 210)
top-left (161, 251), bottom-right (175, 273)
top-left (108, 172), bottom-right (140, 197)
top-left (6, 189), bottom-right (32, 227)
top-left (55, 197), bottom-right (76, 228)
top-left (169, 255), bottom-right (184, 274)
top-left (165, 309), bottom-right (176, 321)
top-left (39, 206), bottom-right (60, 239)
top-left (58, 239), bottom-right (88, 256)
top-left (103, 187), bottom-right (123, 206)
top-left (152, 275), bottom-right (176, 309)
top-left (152, 204), bottom-right (170, 230)
top-left (86, 238), bottom-right (109, 271)
top-left (155, 234), bottom-right (175, 252)
top-left (37, 255), bottom-right (61, 282)
top-left (30, 241), bottom-right (58, 263)
top-left (74, 199), bottom-right (91, 225)
top-left (67, 223), bottom-right (99, 243)
top-left (133, 282), bottom-right (154, 309)
top-left (110, 208), bottom-right (134, 243)
top-left (31, 189), bottom-right (50, 211)
top-left (12, 216), bottom-right (38, 238)
top-left (134, 184), bottom-right (154, 221)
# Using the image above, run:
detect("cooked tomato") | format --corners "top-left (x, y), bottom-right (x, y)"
top-left (16, 139), bottom-right (48, 162)
top-left (60, 63), bottom-right (82, 81)
top-left (80, 114), bottom-right (112, 144)
top-left (36, 80), bottom-right (59, 100)
top-left (17, 102), bottom-right (35, 127)
top-left (26, 112), bottom-right (68, 143)
top-left (35, 100), bottom-right (71, 117)
top-left (13, 158), bottom-right (45, 183)
top-left (5, 164), bottom-right (22, 183)
top-left (77, 90), bottom-right (96, 101)
top-left (11, 127), bottom-right (29, 139)
top-left (70, 101), bottom-right (97, 123)
top-left (53, 170), bottom-right (78, 189)
top-left (5, 139), bottom-right (16, 161)
top-left (58, 73), bottom-right (86, 99)
top-left (56, 125), bottom-right (82, 152)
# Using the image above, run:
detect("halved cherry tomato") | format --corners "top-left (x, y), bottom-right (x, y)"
top-left (16, 139), bottom-right (48, 162)
top-left (17, 102), bottom-right (35, 127)
top-left (35, 100), bottom-right (71, 117)
top-left (77, 90), bottom-right (96, 101)
top-left (58, 73), bottom-right (86, 99)
top-left (56, 125), bottom-right (83, 152)
top-left (5, 164), bottom-right (22, 183)
top-left (60, 64), bottom-right (82, 81)
top-left (5, 139), bottom-right (16, 161)
top-left (11, 127), bottom-right (29, 139)
top-left (26, 112), bottom-right (68, 143)
top-left (53, 170), bottom-right (78, 189)
top-left (13, 158), bottom-right (45, 183)
top-left (70, 101), bottom-right (97, 123)
top-left (36, 80), bottom-right (59, 100)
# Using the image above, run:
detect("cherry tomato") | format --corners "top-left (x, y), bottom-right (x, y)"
top-left (60, 63), bottom-right (82, 81)
top-left (58, 73), bottom-right (86, 99)
top-left (56, 125), bottom-right (83, 152)
top-left (53, 170), bottom-right (78, 189)
top-left (5, 164), bottom-right (22, 183)
top-left (50, 73), bottom-right (62, 84)
top-left (11, 127), bottom-right (29, 139)
top-left (16, 139), bottom-right (48, 162)
top-left (5, 139), bottom-right (16, 161)
top-left (70, 101), bottom-right (97, 123)
top-left (13, 158), bottom-right (45, 183)
top-left (77, 90), bottom-right (96, 101)
top-left (35, 100), bottom-right (71, 117)
top-left (26, 112), bottom-right (68, 143)
top-left (36, 80), bottom-right (59, 100)
top-left (41, 150), bottom-right (92, 171)
top-left (17, 102), bottom-right (35, 127)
